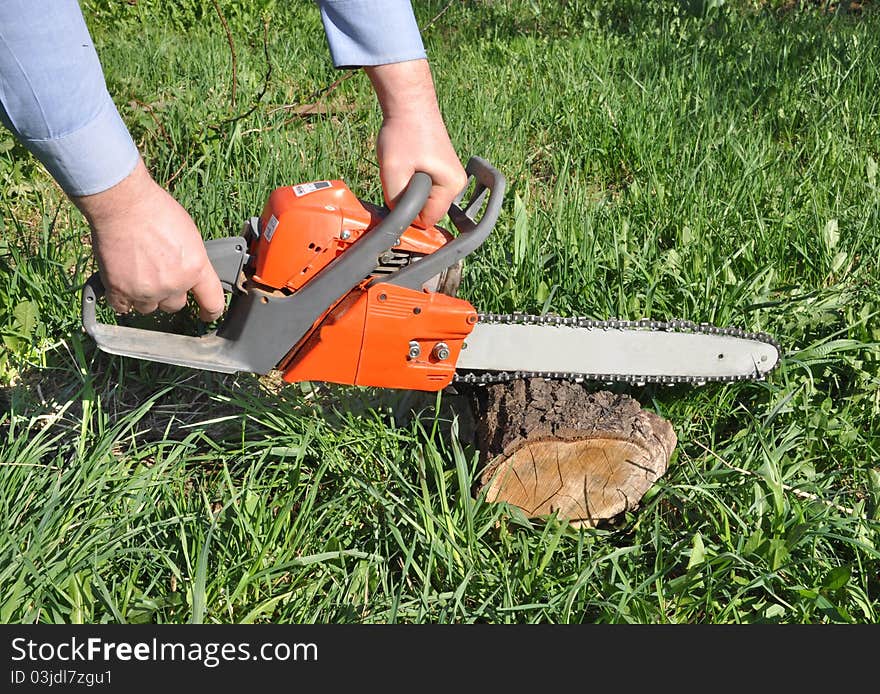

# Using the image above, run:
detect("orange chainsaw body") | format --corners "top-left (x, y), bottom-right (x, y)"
top-left (252, 181), bottom-right (453, 291)
top-left (249, 179), bottom-right (478, 391)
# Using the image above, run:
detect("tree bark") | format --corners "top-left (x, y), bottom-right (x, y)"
top-left (462, 379), bottom-right (677, 528)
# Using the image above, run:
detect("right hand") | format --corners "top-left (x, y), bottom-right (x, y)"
top-left (364, 59), bottom-right (468, 229)
top-left (71, 159), bottom-right (225, 321)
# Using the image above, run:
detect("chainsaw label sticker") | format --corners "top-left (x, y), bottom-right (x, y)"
top-left (292, 181), bottom-right (332, 197)
top-left (263, 215), bottom-right (279, 242)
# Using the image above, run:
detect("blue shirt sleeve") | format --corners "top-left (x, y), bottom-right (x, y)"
top-left (0, 1), bottom-right (426, 198)
top-left (317, 1), bottom-right (426, 68)
top-left (0, 0), bottom-right (139, 196)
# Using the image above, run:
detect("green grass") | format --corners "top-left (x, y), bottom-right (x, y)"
top-left (1, 0), bottom-right (879, 623)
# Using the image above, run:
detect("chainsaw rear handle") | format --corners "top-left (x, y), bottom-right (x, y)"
top-left (375, 156), bottom-right (506, 291)
top-left (81, 171), bottom-right (434, 374)
top-left (81, 236), bottom-right (253, 372)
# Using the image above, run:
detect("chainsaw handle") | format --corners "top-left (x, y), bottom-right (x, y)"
top-left (82, 234), bottom-right (249, 331)
top-left (375, 156), bottom-right (506, 291)
top-left (81, 236), bottom-right (254, 373)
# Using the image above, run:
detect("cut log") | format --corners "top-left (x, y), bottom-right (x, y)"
top-left (463, 379), bottom-right (677, 528)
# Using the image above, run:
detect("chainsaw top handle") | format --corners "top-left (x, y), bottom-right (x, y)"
top-left (81, 158), bottom-right (504, 375)
top-left (374, 156), bottom-right (506, 291)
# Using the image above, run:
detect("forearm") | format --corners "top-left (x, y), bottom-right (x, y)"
top-left (0, 2), bottom-right (225, 320)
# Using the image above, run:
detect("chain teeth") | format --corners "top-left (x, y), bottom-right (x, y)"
top-left (454, 313), bottom-right (781, 386)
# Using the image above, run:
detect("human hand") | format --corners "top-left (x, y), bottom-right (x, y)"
top-left (365, 60), bottom-right (467, 229)
top-left (71, 159), bottom-right (225, 321)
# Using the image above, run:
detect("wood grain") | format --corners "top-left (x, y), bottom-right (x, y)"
top-left (465, 380), bottom-right (677, 526)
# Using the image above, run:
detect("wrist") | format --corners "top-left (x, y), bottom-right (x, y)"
top-left (365, 59), bottom-right (443, 121)
top-left (71, 158), bottom-right (154, 228)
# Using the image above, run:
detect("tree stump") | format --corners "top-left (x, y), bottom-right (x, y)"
top-left (463, 379), bottom-right (677, 528)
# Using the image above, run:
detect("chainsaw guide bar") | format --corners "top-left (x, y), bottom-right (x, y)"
top-left (455, 314), bottom-right (781, 386)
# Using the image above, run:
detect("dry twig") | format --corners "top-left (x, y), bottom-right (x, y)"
top-left (209, 17), bottom-right (272, 131)
top-left (131, 99), bottom-right (173, 148)
top-left (211, 0), bottom-right (238, 109)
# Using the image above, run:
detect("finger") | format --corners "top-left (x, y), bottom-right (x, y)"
top-left (190, 266), bottom-right (226, 322)
top-left (410, 166), bottom-right (467, 229)
top-left (379, 162), bottom-right (412, 210)
top-left (105, 290), bottom-right (132, 315)
top-left (158, 293), bottom-right (188, 314)
top-left (131, 299), bottom-right (159, 315)
top-left (416, 188), bottom-right (455, 230)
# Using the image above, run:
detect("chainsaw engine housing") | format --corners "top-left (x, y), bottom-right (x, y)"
top-left (251, 179), bottom-right (478, 391)
top-left (252, 181), bottom-right (453, 292)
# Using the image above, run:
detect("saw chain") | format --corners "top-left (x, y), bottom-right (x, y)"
top-left (454, 313), bottom-right (782, 386)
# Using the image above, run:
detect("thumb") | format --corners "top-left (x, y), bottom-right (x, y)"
top-left (379, 159), bottom-right (415, 210)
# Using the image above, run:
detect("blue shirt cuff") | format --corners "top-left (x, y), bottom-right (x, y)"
top-left (18, 94), bottom-right (139, 197)
top-left (318, 0), bottom-right (426, 68)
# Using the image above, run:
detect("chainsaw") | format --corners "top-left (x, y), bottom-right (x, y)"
top-left (81, 157), bottom-right (780, 390)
